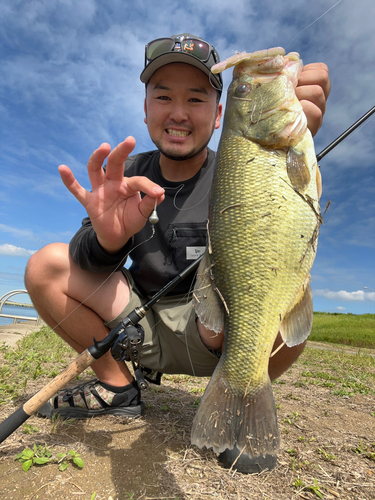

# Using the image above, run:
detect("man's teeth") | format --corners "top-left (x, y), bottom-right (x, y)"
top-left (167, 129), bottom-right (190, 137)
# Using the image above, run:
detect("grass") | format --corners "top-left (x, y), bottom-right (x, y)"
top-left (0, 314), bottom-right (374, 407)
top-left (296, 346), bottom-right (375, 397)
top-left (310, 312), bottom-right (375, 349)
top-left (0, 326), bottom-right (75, 405)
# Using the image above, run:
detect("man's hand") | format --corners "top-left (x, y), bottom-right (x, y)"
top-left (58, 136), bottom-right (165, 254)
top-left (296, 63), bottom-right (331, 137)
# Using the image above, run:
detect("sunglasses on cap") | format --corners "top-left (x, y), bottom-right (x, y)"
top-left (146, 36), bottom-right (216, 63)
top-left (143, 35), bottom-right (223, 89)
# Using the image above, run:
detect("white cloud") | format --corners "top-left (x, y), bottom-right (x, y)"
top-left (336, 306), bottom-right (346, 311)
top-left (314, 289), bottom-right (375, 302)
top-left (0, 244), bottom-right (37, 257)
top-left (0, 223), bottom-right (36, 239)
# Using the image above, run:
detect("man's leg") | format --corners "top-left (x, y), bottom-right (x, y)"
top-left (197, 321), bottom-right (306, 381)
top-left (25, 242), bottom-right (134, 386)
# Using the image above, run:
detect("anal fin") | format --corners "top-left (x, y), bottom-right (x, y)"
top-left (280, 281), bottom-right (314, 347)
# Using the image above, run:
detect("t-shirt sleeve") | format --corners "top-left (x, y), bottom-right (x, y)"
top-left (69, 217), bottom-right (133, 273)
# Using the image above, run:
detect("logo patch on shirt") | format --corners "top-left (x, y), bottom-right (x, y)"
top-left (186, 246), bottom-right (206, 260)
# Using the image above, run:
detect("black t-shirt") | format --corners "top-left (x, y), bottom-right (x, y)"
top-left (69, 148), bottom-right (216, 296)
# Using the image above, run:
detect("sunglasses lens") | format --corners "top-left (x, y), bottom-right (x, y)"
top-left (147, 38), bottom-right (211, 62)
top-left (147, 39), bottom-right (175, 60)
top-left (180, 39), bottom-right (210, 60)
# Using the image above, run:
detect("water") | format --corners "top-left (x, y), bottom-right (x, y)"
top-left (0, 304), bottom-right (38, 326)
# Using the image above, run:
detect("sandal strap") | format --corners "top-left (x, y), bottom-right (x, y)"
top-left (52, 379), bottom-right (117, 410)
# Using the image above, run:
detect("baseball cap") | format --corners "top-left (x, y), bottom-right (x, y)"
top-left (140, 33), bottom-right (223, 92)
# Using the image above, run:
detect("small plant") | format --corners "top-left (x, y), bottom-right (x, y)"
top-left (283, 412), bottom-right (300, 425)
top-left (22, 423), bottom-right (39, 434)
top-left (305, 479), bottom-right (324, 499)
top-left (318, 447), bottom-right (338, 463)
top-left (15, 444), bottom-right (84, 472)
top-left (57, 450), bottom-right (84, 471)
top-left (293, 477), bottom-right (305, 488)
top-left (352, 439), bottom-right (375, 461)
top-left (15, 444), bottom-right (53, 472)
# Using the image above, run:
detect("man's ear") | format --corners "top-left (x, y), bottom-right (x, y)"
top-left (215, 103), bottom-right (223, 130)
top-left (144, 98), bottom-right (147, 124)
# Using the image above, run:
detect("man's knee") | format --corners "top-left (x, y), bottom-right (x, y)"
top-left (268, 333), bottom-right (307, 381)
top-left (25, 242), bottom-right (70, 292)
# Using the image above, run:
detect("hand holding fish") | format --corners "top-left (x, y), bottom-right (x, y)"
top-left (296, 62), bottom-right (331, 136)
top-left (58, 136), bottom-right (165, 254)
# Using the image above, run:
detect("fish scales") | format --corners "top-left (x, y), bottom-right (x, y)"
top-left (191, 48), bottom-right (321, 472)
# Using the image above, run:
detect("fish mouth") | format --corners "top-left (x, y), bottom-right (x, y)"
top-left (166, 128), bottom-right (191, 138)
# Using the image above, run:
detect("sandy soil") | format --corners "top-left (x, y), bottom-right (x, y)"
top-left (0, 346), bottom-right (374, 500)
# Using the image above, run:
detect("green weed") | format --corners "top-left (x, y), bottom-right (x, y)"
top-left (22, 423), bottom-right (39, 434)
top-left (352, 439), bottom-right (375, 461)
top-left (56, 450), bottom-right (84, 471)
top-left (15, 444), bottom-right (84, 472)
top-left (305, 479), bottom-right (324, 499)
top-left (0, 327), bottom-right (75, 405)
top-left (293, 477), bottom-right (304, 488)
top-left (15, 444), bottom-right (53, 472)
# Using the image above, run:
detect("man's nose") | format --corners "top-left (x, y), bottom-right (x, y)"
top-left (169, 103), bottom-right (189, 122)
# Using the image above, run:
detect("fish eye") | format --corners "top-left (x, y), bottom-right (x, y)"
top-left (234, 83), bottom-right (252, 97)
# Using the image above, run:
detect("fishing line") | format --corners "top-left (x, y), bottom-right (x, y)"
top-left (285, 0), bottom-right (343, 50)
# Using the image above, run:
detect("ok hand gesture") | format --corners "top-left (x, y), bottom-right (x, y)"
top-left (58, 137), bottom-right (165, 253)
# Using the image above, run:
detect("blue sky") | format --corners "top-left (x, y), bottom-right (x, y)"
top-left (0, 0), bottom-right (374, 314)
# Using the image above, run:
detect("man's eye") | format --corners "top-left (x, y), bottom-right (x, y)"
top-left (156, 95), bottom-right (170, 100)
top-left (189, 98), bottom-right (203, 103)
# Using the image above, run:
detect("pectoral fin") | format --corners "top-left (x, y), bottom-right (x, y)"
top-left (286, 147), bottom-right (311, 193)
top-left (280, 281), bottom-right (314, 347)
top-left (192, 250), bottom-right (224, 334)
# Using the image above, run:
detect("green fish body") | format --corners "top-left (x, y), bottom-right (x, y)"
top-left (191, 48), bottom-right (322, 473)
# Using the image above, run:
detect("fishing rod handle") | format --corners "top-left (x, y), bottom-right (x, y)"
top-left (0, 349), bottom-right (94, 444)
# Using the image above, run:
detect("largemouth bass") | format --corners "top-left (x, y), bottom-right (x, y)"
top-left (191, 48), bottom-right (322, 473)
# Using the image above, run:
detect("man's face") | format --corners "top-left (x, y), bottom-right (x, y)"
top-left (144, 63), bottom-right (222, 162)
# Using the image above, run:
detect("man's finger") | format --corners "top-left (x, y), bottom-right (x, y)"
top-left (300, 99), bottom-right (323, 138)
top-left (296, 85), bottom-right (327, 116)
top-left (138, 193), bottom-right (165, 220)
top-left (58, 165), bottom-right (91, 207)
top-left (121, 176), bottom-right (165, 199)
top-left (298, 63), bottom-right (331, 99)
top-left (105, 137), bottom-right (136, 182)
top-left (87, 143), bottom-right (111, 191)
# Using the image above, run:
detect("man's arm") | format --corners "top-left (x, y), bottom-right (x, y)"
top-left (296, 62), bottom-right (331, 137)
top-left (69, 217), bottom-right (134, 273)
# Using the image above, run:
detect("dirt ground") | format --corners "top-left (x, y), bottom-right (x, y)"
top-left (0, 345), bottom-right (374, 500)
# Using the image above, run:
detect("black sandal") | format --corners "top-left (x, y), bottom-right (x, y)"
top-left (37, 379), bottom-right (144, 419)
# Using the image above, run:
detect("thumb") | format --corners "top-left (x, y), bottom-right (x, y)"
top-left (138, 193), bottom-right (165, 220)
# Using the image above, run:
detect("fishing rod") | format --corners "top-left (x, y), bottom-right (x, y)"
top-left (0, 105), bottom-right (373, 445)
top-left (316, 105), bottom-right (375, 162)
top-left (0, 254), bottom-right (203, 444)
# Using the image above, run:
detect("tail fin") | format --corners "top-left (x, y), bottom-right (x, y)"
top-left (191, 361), bottom-right (279, 460)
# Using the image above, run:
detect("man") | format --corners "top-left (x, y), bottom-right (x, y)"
top-left (25, 34), bottom-right (330, 421)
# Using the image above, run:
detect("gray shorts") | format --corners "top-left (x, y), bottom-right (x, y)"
top-left (104, 268), bottom-right (219, 377)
